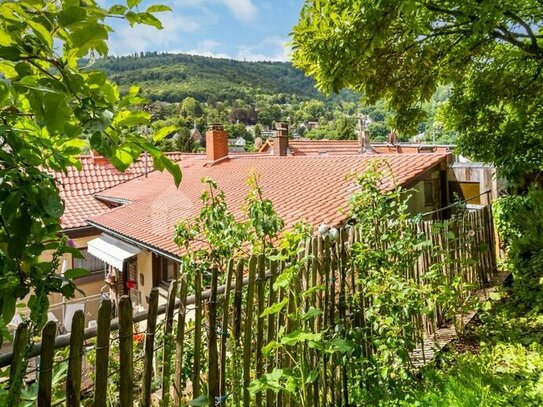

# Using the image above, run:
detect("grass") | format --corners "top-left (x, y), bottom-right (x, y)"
top-left (381, 283), bottom-right (543, 406)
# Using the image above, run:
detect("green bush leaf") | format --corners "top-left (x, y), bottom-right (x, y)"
top-left (64, 268), bottom-right (90, 280)
top-left (261, 298), bottom-right (288, 318)
top-left (152, 125), bottom-right (177, 142)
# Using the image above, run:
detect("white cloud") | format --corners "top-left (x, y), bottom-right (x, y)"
top-left (107, 13), bottom-right (200, 55)
top-left (235, 37), bottom-right (291, 62)
top-left (217, 0), bottom-right (258, 23)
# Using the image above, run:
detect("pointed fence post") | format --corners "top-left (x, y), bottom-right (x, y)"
top-left (38, 321), bottom-right (57, 407)
top-left (174, 275), bottom-right (189, 406)
top-left (243, 256), bottom-right (257, 407)
top-left (192, 269), bottom-right (203, 398)
top-left (66, 310), bottom-right (84, 407)
top-left (207, 266), bottom-right (219, 406)
top-left (8, 321), bottom-right (30, 407)
top-left (142, 288), bottom-right (159, 407)
top-left (162, 280), bottom-right (179, 407)
top-left (119, 295), bottom-right (133, 407)
top-left (219, 259), bottom-right (234, 403)
top-left (94, 298), bottom-right (112, 407)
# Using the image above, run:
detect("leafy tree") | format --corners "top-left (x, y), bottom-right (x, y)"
top-left (368, 122), bottom-right (391, 142)
top-left (332, 115), bottom-right (356, 140)
top-left (180, 96), bottom-right (202, 117)
top-left (292, 0), bottom-right (543, 184)
top-left (225, 123), bottom-right (252, 141)
top-left (0, 0), bottom-right (178, 402)
top-left (173, 128), bottom-right (195, 152)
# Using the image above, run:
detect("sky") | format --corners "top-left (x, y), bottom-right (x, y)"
top-left (100, 0), bottom-right (305, 61)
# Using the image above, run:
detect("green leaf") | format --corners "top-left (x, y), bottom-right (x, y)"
top-left (262, 340), bottom-right (281, 356)
top-left (41, 190), bottom-right (64, 218)
top-left (64, 268), bottom-right (90, 280)
top-left (27, 20), bottom-right (53, 49)
top-left (127, 0), bottom-right (143, 8)
top-left (300, 307), bottom-right (322, 320)
top-left (159, 155), bottom-right (182, 187)
top-left (114, 110), bottom-right (151, 127)
top-left (0, 46), bottom-right (21, 60)
top-left (328, 338), bottom-right (352, 353)
top-left (280, 330), bottom-right (322, 346)
top-left (58, 6), bottom-right (87, 27)
top-left (261, 298), bottom-right (288, 318)
top-left (152, 125), bottom-right (177, 142)
top-left (109, 5), bottom-right (128, 15)
top-left (146, 5), bottom-right (172, 13)
top-left (136, 12), bottom-right (163, 29)
top-left (2, 297), bottom-right (16, 324)
top-left (128, 85), bottom-right (140, 96)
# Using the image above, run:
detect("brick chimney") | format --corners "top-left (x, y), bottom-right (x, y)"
top-left (206, 124), bottom-right (228, 163)
top-left (273, 122), bottom-right (289, 157)
top-left (91, 150), bottom-right (108, 165)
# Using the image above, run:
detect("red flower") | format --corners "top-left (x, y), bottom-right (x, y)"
top-left (133, 333), bottom-right (145, 343)
top-left (126, 280), bottom-right (136, 289)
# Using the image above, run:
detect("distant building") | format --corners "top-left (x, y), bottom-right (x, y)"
top-left (228, 137), bottom-right (246, 147)
top-left (190, 124), bottom-right (203, 144)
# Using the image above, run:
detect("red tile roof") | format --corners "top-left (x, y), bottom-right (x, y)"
top-left (54, 153), bottom-right (187, 230)
top-left (88, 153), bottom-right (449, 257)
top-left (259, 140), bottom-right (453, 156)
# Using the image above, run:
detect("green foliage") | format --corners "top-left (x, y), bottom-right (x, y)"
top-left (249, 222), bottom-right (320, 407)
top-left (346, 162), bottom-right (426, 397)
top-left (493, 188), bottom-right (543, 306)
top-left (175, 177), bottom-right (246, 275)
top-left (292, 0), bottom-right (543, 181)
top-left (383, 289), bottom-right (543, 406)
top-left (0, 0), bottom-right (178, 400)
top-left (244, 173), bottom-right (284, 254)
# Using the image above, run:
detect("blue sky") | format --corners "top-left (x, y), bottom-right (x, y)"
top-left (100, 0), bottom-right (304, 61)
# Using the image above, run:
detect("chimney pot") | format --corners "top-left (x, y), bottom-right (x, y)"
top-left (206, 124), bottom-right (229, 162)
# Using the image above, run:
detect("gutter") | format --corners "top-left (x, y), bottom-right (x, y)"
top-left (85, 220), bottom-right (181, 263)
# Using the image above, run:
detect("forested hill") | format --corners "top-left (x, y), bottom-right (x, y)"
top-left (93, 52), bottom-right (327, 103)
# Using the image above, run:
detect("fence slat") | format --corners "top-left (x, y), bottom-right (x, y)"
top-left (66, 310), bottom-right (84, 407)
top-left (266, 260), bottom-right (278, 407)
top-left (94, 298), bottom-right (112, 407)
top-left (192, 269), bottom-right (203, 398)
top-left (220, 259), bottom-right (235, 402)
top-left (255, 254), bottom-right (266, 407)
top-left (8, 322), bottom-right (30, 406)
top-left (232, 259), bottom-right (245, 407)
top-left (119, 296), bottom-right (133, 407)
top-left (142, 289), bottom-right (159, 407)
top-left (207, 266), bottom-right (220, 405)
top-left (243, 256), bottom-right (258, 407)
top-left (162, 280), bottom-right (179, 407)
top-left (174, 276), bottom-right (189, 406)
top-left (38, 321), bottom-right (57, 407)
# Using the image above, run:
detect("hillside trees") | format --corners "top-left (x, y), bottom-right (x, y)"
top-left (292, 0), bottom-right (543, 184)
top-left (0, 0), bottom-right (178, 401)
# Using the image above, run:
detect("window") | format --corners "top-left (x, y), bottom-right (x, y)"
top-left (424, 180), bottom-right (436, 206)
top-left (72, 248), bottom-right (105, 274)
top-left (153, 255), bottom-right (180, 288)
top-left (160, 258), bottom-right (179, 284)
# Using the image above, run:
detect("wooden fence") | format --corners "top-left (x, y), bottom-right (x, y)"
top-left (4, 205), bottom-right (497, 406)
